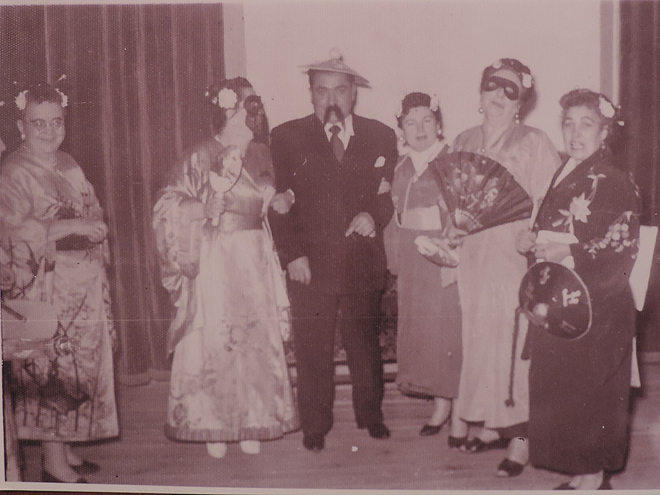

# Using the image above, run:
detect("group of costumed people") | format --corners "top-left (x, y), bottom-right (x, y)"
top-left (383, 57), bottom-right (640, 491)
top-left (0, 51), bottom-right (642, 492)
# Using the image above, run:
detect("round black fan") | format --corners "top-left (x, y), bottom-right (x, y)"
top-left (518, 261), bottom-right (592, 340)
top-left (431, 151), bottom-right (534, 234)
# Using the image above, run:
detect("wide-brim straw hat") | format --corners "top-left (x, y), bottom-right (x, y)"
top-left (301, 49), bottom-right (370, 88)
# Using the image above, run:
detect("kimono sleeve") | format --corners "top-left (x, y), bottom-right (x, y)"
top-left (152, 148), bottom-right (211, 287)
top-left (570, 170), bottom-right (641, 298)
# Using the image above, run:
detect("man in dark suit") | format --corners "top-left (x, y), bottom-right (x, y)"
top-left (270, 50), bottom-right (398, 452)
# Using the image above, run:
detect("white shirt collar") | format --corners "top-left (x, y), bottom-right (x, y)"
top-left (405, 139), bottom-right (444, 176)
top-left (324, 114), bottom-right (354, 149)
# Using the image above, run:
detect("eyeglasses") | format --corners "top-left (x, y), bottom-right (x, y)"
top-left (27, 118), bottom-right (65, 130)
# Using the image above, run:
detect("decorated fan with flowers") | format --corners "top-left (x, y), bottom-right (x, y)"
top-left (431, 151), bottom-right (534, 234)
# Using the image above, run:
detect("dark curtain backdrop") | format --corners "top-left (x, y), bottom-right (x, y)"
top-left (620, 1), bottom-right (660, 353)
top-left (0, 4), bottom-right (226, 383)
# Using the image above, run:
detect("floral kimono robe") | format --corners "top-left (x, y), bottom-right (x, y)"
top-left (451, 123), bottom-right (560, 431)
top-left (384, 143), bottom-right (462, 399)
top-left (528, 148), bottom-right (641, 474)
top-left (0, 147), bottom-right (118, 441)
top-left (153, 139), bottom-right (298, 442)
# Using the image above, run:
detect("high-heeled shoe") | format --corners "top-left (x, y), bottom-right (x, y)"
top-left (448, 435), bottom-right (469, 449)
top-left (465, 436), bottom-right (510, 453)
top-left (41, 470), bottom-right (88, 483)
top-left (420, 416), bottom-right (451, 437)
top-left (496, 458), bottom-right (526, 477)
top-left (69, 459), bottom-right (100, 475)
top-left (554, 474), bottom-right (612, 490)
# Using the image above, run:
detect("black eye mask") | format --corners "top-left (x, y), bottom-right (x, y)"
top-left (481, 75), bottom-right (520, 101)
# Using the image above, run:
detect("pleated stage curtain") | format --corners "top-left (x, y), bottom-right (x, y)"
top-left (0, 4), bottom-right (226, 383)
top-left (620, 1), bottom-right (660, 353)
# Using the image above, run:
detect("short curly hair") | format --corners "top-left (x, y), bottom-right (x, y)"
top-left (559, 88), bottom-right (615, 132)
top-left (480, 58), bottom-right (536, 121)
top-left (396, 92), bottom-right (443, 139)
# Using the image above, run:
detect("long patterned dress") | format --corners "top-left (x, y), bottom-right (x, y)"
top-left (0, 146), bottom-right (118, 441)
top-left (384, 143), bottom-right (462, 399)
top-left (451, 123), bottom-right (560, 430)
top-left (528, 148), bottom-right (640, 474)
top-left (153, 139), bottom-right (298, 442)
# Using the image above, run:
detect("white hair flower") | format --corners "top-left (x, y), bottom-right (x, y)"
top-left (15, 90), bottom-right (27, 111)
top-left (521, 73), bottom-right (533, 89)
top-left (430, 95), bottom-right (440, 112)
top-left (395, 104), bottom-right (403, 119)
top-left (216, 88), bottom-right (238, 110)
top-left (491, 59), bottom-right (502, 69)
top-left (599, 97), bottom-right (616, 118)
top-left (55, 88), bottom-right (68, 108)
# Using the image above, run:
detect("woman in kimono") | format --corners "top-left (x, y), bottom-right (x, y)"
top-left (519, 89), bottom-right (640, 490)
top-left (384, 92), bottom-right (462, 437)
top-left (0, 83), bottom-right (118, 482)
top-left (153, 77), bottom-right (298, 458)
top-left (449, 59), bottom-right (560, 477)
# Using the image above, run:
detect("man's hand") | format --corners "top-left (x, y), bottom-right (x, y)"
top-left (287, 256), bottom-right (311, 285)
top-left (345, 212), bottom-right (376, 238)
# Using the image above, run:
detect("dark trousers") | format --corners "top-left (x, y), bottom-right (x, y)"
top-left (288, 283), bottom-right (385, 436)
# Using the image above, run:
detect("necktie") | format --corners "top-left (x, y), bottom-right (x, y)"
top-left (329, 125), bottom-right (344, 162)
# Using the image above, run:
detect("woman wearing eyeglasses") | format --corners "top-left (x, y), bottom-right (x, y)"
top-left (153, 77), bottom-right (298, 458)
top-left (0, 83), bottom-right (118, 482)
top-left (447, 59), bottom-right (560, 477)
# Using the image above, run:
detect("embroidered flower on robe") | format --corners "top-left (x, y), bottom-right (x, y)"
top-left (584, 211), bottom-right (638, 258)
top-left (568, 193), bottom-right (591, 223)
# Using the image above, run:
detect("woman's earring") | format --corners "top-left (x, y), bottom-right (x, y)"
top-left (514, 113), bottom-right (520, 124)
top-left (478, 107), bottom-right (484, 114)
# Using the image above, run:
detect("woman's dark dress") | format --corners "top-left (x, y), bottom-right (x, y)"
top-left (528, 149), bottom-right (641, 474)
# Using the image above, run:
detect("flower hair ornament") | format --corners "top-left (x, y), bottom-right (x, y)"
top-left (489, 59), bottom-right (534, 89)
top-left (207, 87), bottom-right (238, 110)
top-left (396, 93), bottom-right (441, 119)
top-left (598, 94), bottom-right (625, 126)
top-left (13, 77), bottom-right (69, 111)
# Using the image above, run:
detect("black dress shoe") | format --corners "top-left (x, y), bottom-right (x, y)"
top-left (465, 436), bottom-right (510, 453)
top-left (70, 459), bottom-right (100, 475)
top-left (448, 435), bottom-right (469, 449)
top-left (42, 470), bottom-right (88, 483)
top-left (367, 422), bottom-right (391, 439)
top-left (303, 433), bottom-right (325, 451)
top-left (496, 458), bottom-right (526, 477)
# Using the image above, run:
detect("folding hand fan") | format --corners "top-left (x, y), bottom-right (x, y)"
top-left (431, 151), bottom-right (534, 234)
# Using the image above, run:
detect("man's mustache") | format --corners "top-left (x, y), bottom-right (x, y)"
top-left (323, 105), bottom-right (344, 124)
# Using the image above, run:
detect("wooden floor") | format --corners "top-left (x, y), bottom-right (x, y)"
top-left (10, 362), bottom-right (660, 493)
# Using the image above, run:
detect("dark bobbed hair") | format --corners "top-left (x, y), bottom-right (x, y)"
top-left (206, 77), bottom-right (253, 134)
top-left (308, 70), bottom-right (356, 88)
top-left (396, 92), bottom-right (443, 140)
top-left (20, 83), bottom-right (66, 119)
top-left (480, 58), bottom-right (536, 121)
